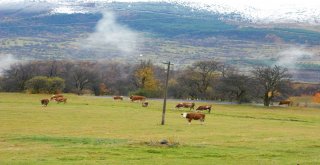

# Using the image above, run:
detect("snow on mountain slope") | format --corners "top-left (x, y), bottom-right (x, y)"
top-left (0, 0), bottom-right (320, 24)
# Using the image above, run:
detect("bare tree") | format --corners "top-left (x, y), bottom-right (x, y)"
top-left (69, 62), bottom-right (100, 95)
top-left (1, 63), bottom-right (37, 91)
top-left (192, 60), bottom-right (220, 94)
top-left (175, 71), bottom-right (200, 99)
top-left (47, 60), bottom-right (59, 77)
top-left (219, 63), bottom-right (236, 78)
top-left (102, 62), bottom-right (135, 95)
top-left (251, 65), bottom-right (292, 106)
top-left (216, 74), bottom-right (253, 103)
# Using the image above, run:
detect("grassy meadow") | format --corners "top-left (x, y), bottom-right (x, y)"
top-left (0, 93), bottom-right (319, 164)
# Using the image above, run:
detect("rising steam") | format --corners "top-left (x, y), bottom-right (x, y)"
top-left (0, 54), bottom-right (18, 75)
top-left (84, 11), bottom-right (141, 55)
top-left (275, 48), bottom-right (314, 68)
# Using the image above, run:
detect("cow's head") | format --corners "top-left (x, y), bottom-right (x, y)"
top-left (50, 96), bottom-right (55, 100)
top-left (181, 113), bottom-right (188, 118)
top-left (176, 103), bottom-right (183, 107)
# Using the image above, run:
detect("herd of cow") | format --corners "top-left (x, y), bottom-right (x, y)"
top-left (40, 94), bottom-right (294, 124)
top-left (119, 95), bottom-right (212, 124)
top-left (40, 94), bottom-right (67, 106)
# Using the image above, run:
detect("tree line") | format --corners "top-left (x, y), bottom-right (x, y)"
top-left (0, 60), bottom-right (318, 106)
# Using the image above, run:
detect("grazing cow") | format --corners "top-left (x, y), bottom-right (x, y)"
top-left (175, 102), bottom-right (195, 110)
top-left (55, 97), bottom-right (67, 104)
top-left (50, 94), bottom-right (64, 101)
top-left (279, 100), bottom-right (293, 106)
top-left (130, 95), bottom-right (146, 102)
top-left (113, 96), bottom-right (123, 101)
top-left (142, 101), bottom-right (149, 107)
top-left (40, 99), bottom-right (49, 107)
top-left (181, 112), bottom-right (205, 124)
top-left (196, 105), bottom-right (212, 113)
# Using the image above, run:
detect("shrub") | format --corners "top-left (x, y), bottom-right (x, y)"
top-left (25, 76), bottom-right (65, 94)
top-left (129, 88), bottom-right (162, 98)
top-left (25, 76), bottom-right (49, 94)
top-left (47, 77), bottom-right (65, 94)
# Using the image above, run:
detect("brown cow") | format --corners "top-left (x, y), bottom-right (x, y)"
top-left (279, 100), bottom-right (293, 106)
top-left (196, 105), bottom-right (212, 113)
top-left (40, 99), bottom-right (49, 107)
top-left (130, 95), bottom-right (146, 102)
top-left (113, 96), bottom-right (123, 100)
top-left (54, 97), bottom-right (67, 104)
top-left (50, 94), bottom-right (64, 101)
top-left (181, 112), bottom-right (205, 124)
top-left (142, 101), bottom-right (149, 107)
top-left (175, 102), bottom-right (195, 110)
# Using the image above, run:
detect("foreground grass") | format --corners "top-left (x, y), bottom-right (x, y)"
top-left (0, 93), bottom-right (319, 164)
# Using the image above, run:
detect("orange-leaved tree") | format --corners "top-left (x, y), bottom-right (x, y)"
top-left (313, 92), bottom-right (320, 103)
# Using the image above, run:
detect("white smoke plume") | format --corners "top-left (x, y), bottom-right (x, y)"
top-left (84, 11), bottom-right (141, 55)
top-left (0, 54), bottom-right (18, 75)
top-left (275, 48), bottom-right (314, 68)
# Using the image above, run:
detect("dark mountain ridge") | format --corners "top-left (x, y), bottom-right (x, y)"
top-left (0, 2), bottom-right (319, 82)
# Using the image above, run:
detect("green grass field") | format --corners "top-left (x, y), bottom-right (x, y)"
top-left (0, 93), bottom-right (319, 164)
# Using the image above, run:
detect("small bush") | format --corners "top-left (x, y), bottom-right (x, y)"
top-left (144, 137), bottom-right (180, 147)
top-left (130, 88), bottom-right (162, 98)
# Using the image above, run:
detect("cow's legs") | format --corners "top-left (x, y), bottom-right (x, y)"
top-left (200, 118), bottom-right (205, 125)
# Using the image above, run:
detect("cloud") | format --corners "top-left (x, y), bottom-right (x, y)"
top-left (83, 11), bottom-right (141, 55)
top-left (0, 54), bottom-right (19, 75)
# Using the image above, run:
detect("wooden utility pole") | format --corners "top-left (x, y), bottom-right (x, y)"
top-left (161, 61), bottom-right (172, 125)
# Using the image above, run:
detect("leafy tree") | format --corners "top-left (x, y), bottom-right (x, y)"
top-left (135, 66), bottom-right (159, 90)
top-left (313, 92), bottom-right (320, 103)
top-left (98, 83), bottom-right (108, 96)
top-left (133, 61), bottom-right (160, 93)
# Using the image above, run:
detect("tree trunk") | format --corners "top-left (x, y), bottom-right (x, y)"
top-left (264, 92), bottom-right (270, 106)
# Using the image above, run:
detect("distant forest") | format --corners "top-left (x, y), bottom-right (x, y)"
top-left (0, 60), bottom-right (319, 106)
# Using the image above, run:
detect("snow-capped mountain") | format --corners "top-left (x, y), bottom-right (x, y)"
top-left (1, 0), bottom-right (320, 25)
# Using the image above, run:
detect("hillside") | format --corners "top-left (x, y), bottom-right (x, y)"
top-left (0, 2), bottom-right (319, 82)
